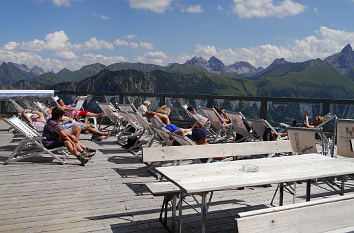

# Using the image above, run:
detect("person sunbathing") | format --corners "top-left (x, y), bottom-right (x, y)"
top-left (302, 114), bottom-right (326, 128)
top-left (187, 106), bottom-right (210, 128)
top-left (57, 98), bottom-right (103, 119)
top-left (146, 105), bottom-right (192, 136)
top-left (22, 108), bottom-right (110, 140)
top-left (42, 107), bottom-right (95, 166)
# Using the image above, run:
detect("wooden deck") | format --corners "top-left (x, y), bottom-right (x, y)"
top-left (0, 120), bottom-right (354, 233)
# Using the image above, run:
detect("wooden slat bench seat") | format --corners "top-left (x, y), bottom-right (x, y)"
top-left (145, 182), bottom-right (180, 196)
top-left (235, 194), bottom-right (354, 233)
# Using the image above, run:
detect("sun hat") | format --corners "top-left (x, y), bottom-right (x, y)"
top-left (191, 128), bottom-right (209, 141)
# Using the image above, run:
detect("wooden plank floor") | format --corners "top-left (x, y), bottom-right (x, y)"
top-left (0, 120), bottom-right (354, 233)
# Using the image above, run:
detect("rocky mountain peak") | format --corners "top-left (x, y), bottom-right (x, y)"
top-left (185, 56), bottom-right (210, 70)
top-left (226, 61), bottom-right (263, 75)
top-left (208, 56), bottom-right (225, 73)
top-left (324, 44), bottom-right (354, 74)
top-left (30, 65), bottom-right (45, 76)
top-left (341, 44), bottom-right (352, 53)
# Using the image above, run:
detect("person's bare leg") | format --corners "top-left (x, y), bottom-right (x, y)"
top-left (71, 125), bottom-right (81, 139)
top-left (174, 129), bottom-right (185, 137)
top-left (84, 124), bottom-right (109, 136)
top-left (86, 112), bottom-right (103, 118)
top-left (64, 140), bottom-right (79, 156)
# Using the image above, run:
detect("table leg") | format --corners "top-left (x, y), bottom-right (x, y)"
top-left (279, 183), bottom-right (284, 206)
top-left (306, 179), bottom-right (311, 202)
top-left (341, 176), bottom-right (345, 196)
top-left (172, 195), bottom-right (177, 232)
top-left (178, 191), bottom-right (183, 233)
top-left (201, 193), bottom-right (207, 233)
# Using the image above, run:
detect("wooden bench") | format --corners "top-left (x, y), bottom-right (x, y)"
top-left (235, 194), bottom-right (354, 233)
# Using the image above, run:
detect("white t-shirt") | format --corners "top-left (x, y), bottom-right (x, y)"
top-left (137, 104), bottom-right (148, 116)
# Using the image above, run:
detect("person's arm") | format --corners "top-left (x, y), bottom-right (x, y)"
top-left (303, 115), bottom-right (314, 128)
top-left (146, 111), bottom-right (170, 125)
top-left (21, 109), bottom-right (33, 123)
top-left (32, 110), bottom-right (44, 120)
top-left (57, 130), bottom-right (78, 143)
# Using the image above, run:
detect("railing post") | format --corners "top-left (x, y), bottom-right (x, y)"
top-left (160, 96), bottom-right (165, 106)
top-left (118, 94), bottom-right (124, 104)
top-left (322, 102), bottom-right (330, 115)
top-left (206, 98), bottom-right (213, 108)
top-left (0, 100), bottom-right (5, 114)
top-left (260, 99), bottom-right (268, 119)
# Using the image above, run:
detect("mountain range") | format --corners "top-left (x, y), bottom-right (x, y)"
top-left (1, 44), bottom-right (354, 99)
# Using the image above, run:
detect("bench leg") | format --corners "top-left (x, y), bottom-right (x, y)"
top-left (306, 179), bottom-right (311, 202)
top-left (178, 191), bottom-right (183, 233)
top-left (341, 176), bottom-right (345, 196)
top-left (201, 193), bottom-right (207, 233)
top-left (279, 183), bottom-right (284, 206)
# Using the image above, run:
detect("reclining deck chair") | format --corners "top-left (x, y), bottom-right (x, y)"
top-left (116, 110), bottom-right (144, 148)
top-left (199, 107), bottom-right (233, 143)
top-left (248, 119), bottom-right (281, 141)
top-left (96, 102), bottom-right (123, 135)
top-left (117, 104), bottom-right (136, 113)
top-left (52, 96), bottom-right (98, 129)
top-left (72, 95), bottom-right (88, 110)
top-left (4, 116), bottom-right (68, 165)
top-left (224, 110), bottom-right (258, 142)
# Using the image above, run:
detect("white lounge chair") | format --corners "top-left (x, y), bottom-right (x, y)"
top-left (4, 116), bottom-right (68, 165)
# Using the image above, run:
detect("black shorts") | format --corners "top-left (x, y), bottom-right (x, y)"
top-left (46, 138), bottom-right (65, 149)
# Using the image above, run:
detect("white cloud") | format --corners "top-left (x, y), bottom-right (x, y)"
top-left (194, 26), bottom-right (354, 68)
top-left (53, 0), bottom-right (71, 7)
top-left (55, 51), bottom-right (77, 60)
top-left (232, 0), bottom-right (307, 18)
top-left (217, 4), bottom-right (223, 11)
top-left (129, 42), bottom-right (139, 49)
top-left (4, 42), bottom-right (18, 51)
top-left (195, 44), bottom-right (217, 56)
top-left (181, 5), bottom-right (203, 14)
top-left (128, 0), bottom-right (172, 13)
top-left (123, 34), bottom-right (137, 39)
top-left (93, 12), bottom-right (110, 20)
top-left (81, 37), bottom-right (114, 50)
top-left (136, 51), bottom-right (168, 65)
top-left (140, 42), bottom-right (154, 50)
top-left (114, 39), bottom-right (129, 47)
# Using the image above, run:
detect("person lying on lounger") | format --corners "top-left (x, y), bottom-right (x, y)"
top-left (146, 105), bottom-right (192, 136)
top-left (22, 109), bottom-right (110, 140)
top-left (57, 98), bottom-right (103, 119)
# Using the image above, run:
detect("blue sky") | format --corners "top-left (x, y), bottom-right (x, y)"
top-left (1, 0), bottom-right (354, 72)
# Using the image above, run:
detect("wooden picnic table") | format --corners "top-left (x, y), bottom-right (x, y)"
top-left (156, 154), bottom-right (354, 233)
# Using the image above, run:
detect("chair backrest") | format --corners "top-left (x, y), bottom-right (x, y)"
top-left (316, 113), bottom-right (336, 128)
top-left (199, 107), bottom-right (223, 129)
top-left (117, 104), bottom-right (134, 112)
top-left (169, 133), bottom-right (195, 146)
top-left (9, 99), bottom-right (24, 113)
top-left (225, 111), bottom-right (249, 137)
top-left (73, 96), bottom-right (87, 110)
top-left (128, 111), bottom-right (154, 135)
top-left (150, 115), bottom-right (166, 127)
top-left (34, 102), bottom-right (50, 118)
top-left (5, 116), bottom-right (41, 139)
top-left (119, 111), bottom-right (141, 130)
top-left (97, 102), bottom-right (120, 122)
top-left (235, 194), bottom-right (354, 233)
top-left (52, 96), bottom-right (64, 109)
top-left (287, 127), bottom-right (318, 154)
top-left (143, 140), bottom-right (292, 163)
top-left (336, 118), bottom-right (354, 158)
top-left (249, 119), bottom-right (279, 140)
top-left (150, 125), bottom-right (173, 146)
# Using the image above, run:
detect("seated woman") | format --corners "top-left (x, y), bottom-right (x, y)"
top-left (302, 114), bottom-right (326, 128)
top-left (146, 105), bottom-right (192, 136)
top-left (57, 98), bottom-right (103, 119)
top-left (214, 106), bottom-right (230, 124)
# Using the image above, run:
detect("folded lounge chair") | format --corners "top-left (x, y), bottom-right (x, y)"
top-left (4, 116), bottom-right (68, 165)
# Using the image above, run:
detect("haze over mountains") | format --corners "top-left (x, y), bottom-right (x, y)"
top-left (1, 44), bottom-right (354, 99)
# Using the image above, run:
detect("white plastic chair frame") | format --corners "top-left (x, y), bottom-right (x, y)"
top-left (4, 116), bottom-right (68, 165)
